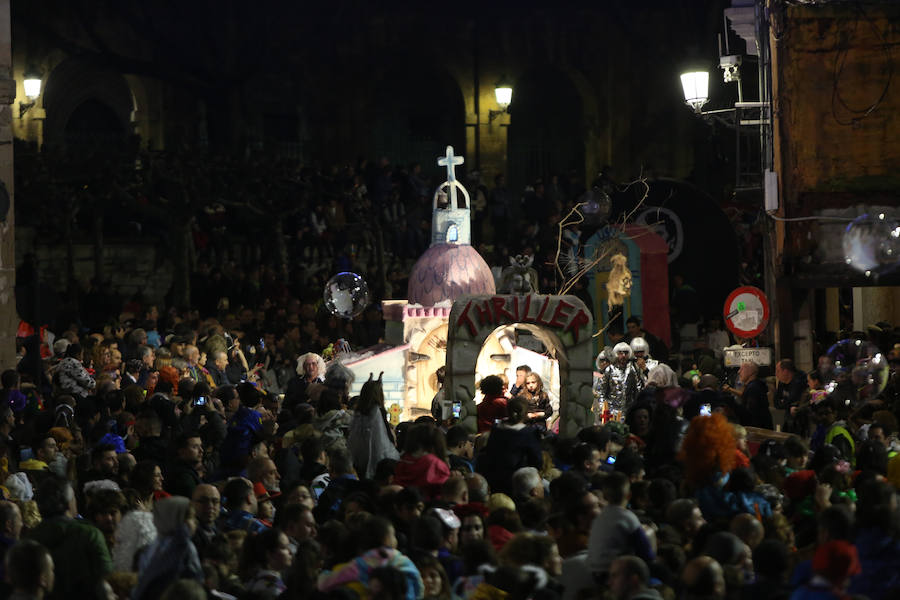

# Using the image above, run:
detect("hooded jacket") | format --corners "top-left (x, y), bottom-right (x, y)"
top-left (394, 453), bottom-right (450, 500)
top-left (132, 497), bottom-right (203, 600)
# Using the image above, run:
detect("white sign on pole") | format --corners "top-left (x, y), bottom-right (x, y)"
top-left (724, 347), bottom-right (772, 367)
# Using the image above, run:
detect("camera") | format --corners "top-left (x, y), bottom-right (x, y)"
top-left (193, 396), bottom-right (207, 407)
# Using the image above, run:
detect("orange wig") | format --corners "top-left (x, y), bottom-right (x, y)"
top-left (157, 365), bottom-right (180, 396)
top-left (678, 413), bottom-right (737, 487)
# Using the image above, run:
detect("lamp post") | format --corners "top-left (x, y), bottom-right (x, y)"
top-left (679, 59), bottom-right (769, 189)
top-left (678, 26), bottom-right (780, 356)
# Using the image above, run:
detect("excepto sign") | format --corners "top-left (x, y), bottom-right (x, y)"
top-left (724, 347), bottom-right (772, 367)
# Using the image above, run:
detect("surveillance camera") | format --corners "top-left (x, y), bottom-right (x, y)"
top-left (719, 55), bottom-right (742, 83)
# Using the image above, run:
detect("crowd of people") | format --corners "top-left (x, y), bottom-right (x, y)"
top-left (17, 151), bottom-right (588, 287)
top-left (9, 149), bottom-right (900, 600)
top-left (0, 297), bottom-right (899, 600)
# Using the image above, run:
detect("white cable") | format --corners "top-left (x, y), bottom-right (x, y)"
top-left (766, 214), bottom-right (856, 222)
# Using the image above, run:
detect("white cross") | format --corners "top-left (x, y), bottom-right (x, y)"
top-left (438, 145), bottom-right (464, 182)
top-left (437, 145), bottom-right (464, 207)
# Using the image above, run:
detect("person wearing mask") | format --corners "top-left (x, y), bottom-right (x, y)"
top-left (348, 376), bottom-right (399, 480)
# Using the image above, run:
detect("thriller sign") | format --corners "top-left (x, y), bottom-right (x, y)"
top-left (455, 295), bottom-right (591, 343)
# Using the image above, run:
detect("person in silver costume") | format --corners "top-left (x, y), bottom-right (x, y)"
top-left (598, 342), bottom-right (644, 420)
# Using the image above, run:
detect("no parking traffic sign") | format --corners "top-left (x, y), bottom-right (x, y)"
top-left (723, 286), bottom-right (769, 339)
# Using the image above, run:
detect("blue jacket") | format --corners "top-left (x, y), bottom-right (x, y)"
top-left (847, 527), bottom-right (900, 600)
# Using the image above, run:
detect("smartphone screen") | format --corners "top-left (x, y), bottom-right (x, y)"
top-left (700, 403), bottom-right (712, 416)
top-left (452, 403), bottom-right (461, 418)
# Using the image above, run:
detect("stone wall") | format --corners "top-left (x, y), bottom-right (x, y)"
top-left (446, 294), bottom-right (594, 437)
top-left (0, 0), bottom-right (16, 366)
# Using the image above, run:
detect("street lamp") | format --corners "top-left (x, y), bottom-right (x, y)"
top-left (490, 79), bottom-right (512, 122)
top-left (20, 67), bottom-right (42, 118)
top-left (680, 71), bottom-right (709, 113)
top-left (679, 66), bottom-right (766, 127)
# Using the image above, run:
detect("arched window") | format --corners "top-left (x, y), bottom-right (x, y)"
top-left (446, 223), bottom-right (459, 243)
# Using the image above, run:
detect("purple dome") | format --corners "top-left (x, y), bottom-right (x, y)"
top-left (407, 244), bottom-right (496, 306)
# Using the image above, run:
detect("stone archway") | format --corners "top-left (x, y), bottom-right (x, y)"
top-left (41, 57), bottom-right (136, 153)
top-left (507, 66), bottom-right (585, 194)
top-left (409, 321), bottom-right (449, 413)
top-left (366, 63), bottom-right (466, 170)
top-left (446, 294), bottom-right (594, 437)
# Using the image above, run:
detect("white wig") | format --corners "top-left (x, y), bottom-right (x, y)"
top-left (630, 337), bottom-right (650, 356)
top-left (646, 363), bottom-right (679, 389)
top-left (296, 352), bottom-right (327, 378)
top-left (613, 342), bottom-right (633, 359)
